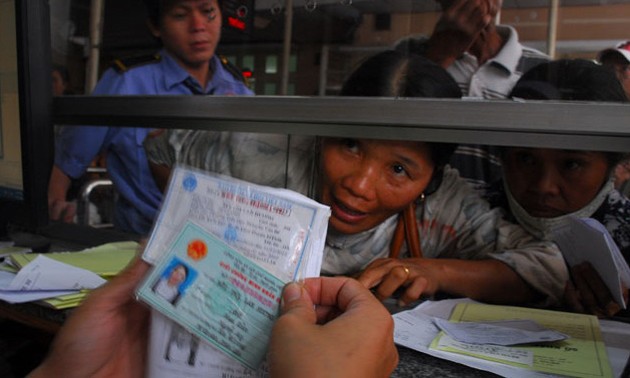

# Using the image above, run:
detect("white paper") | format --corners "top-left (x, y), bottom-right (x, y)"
top-left (147, 310), bottom-right (269, 378)
top-left (143, 166), bottom-right (330, 282)
top-left (435, 334), bottom-right (535, 366)
top-left (141, 166), bottom-right (330, 377)
top-left (0, 270), bottom-right (77, 303)
top-left (552, 217), bottom-right (630, 308)
top-left (433, 318), bottom-right (568, 345)
top-left (393, 298), bottom-right (630, 378)
top-left (7, 255), bottom-right (106, 291)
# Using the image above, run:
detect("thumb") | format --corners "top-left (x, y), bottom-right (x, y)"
top-left (279, 282), bottom-right (316, 324)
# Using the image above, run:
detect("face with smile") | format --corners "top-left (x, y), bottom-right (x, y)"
top-left (502, 148), bottom-right (610, 218)
top-left (149, 0), bottom-right (221, 71)
top-left (319, 138), bottom-right (434, 235)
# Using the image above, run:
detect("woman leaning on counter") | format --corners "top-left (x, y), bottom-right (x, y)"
top-left (486, 58), bottom-right (630, 317)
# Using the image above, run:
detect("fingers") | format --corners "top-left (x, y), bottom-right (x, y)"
top-left (356, 258), bottom-right (394, 289)
top-left (357, 259), bottom-right (434, 305)
top-left (570, 262), bottom-right (620, 317)
top-left (563, 280), bottom-right (585, 313)
top-left (305, 277), bottom-right (381, 318)
top-left (82, 258), bottom-right (151, 311)
top-left (279, 282), bottom-right (317, 325)
top-left (49, 200), bottom-right (76, 222)
top-left (371, 266), bottom-right (410, 302)
top-left (399, 276), bottom-right (430, 307)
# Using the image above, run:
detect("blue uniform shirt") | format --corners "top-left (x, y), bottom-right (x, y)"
top-left (55, 50), bottom-right (253, 235)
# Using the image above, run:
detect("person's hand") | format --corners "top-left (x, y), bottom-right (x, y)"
top-left (269, 277), bottom-right (398, 377)
top-left (28, 258), bottom-right (151, 378)
top-left (356, 258), bottom-right (439, 306)
top-left (48, 165), bottom-right (76, 223)
top-left (563, 261), bottom-right (628, 318)
top-left (48, 198), bottom-right (77, 223)
top-left (614, 161), bottom-right (630, 189)
top-left (427, 0), bottom-right (498, 67)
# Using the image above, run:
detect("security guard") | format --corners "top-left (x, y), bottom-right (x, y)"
top-left (49, 0), bottom-right (253, 235)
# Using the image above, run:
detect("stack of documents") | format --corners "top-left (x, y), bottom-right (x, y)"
top-left (394, 299), bottom-right (627, 378)
top-left (0, 241), bottom-right (138, 309)
top-left (138, 166), bottom-right (331, 377)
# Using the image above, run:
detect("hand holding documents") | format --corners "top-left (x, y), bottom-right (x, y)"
top-left (552, 217), bottom-right (630, 308)
top-left (138, 166), bottom-right (330, 376)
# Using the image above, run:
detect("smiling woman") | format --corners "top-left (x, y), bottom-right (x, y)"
top-left (145, 50), bottom-right (569, 308)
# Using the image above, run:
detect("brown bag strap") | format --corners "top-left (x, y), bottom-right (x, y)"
top-left (389, 202), bottom-right (423, 259)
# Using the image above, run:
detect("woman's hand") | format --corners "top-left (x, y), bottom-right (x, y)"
top-left (356, 258), bottom-right (440, 306)
top-left (269, 276), bottom-right (399, 377)
top-left (357, 257), bottom-right (537, 306)
top-left (564, 261), bottom-right (628, 317)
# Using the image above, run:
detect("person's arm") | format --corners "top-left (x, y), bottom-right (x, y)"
top-left (47, 164), bottom-right (76, 223)
top-left (356, 257), bottom-right (536, 306)
top-left (269, 277), bottom-right (399, 377)
top-left (355, 167), bottom-right (565, 307)
top-left (144, 129), bottom-right (175, 193)
top-left (28, 258), bottom-right (150, 378)
top-left (148, 162), bottom-right (173, 193)
top-left (425, 0), bottom-right (497, 68)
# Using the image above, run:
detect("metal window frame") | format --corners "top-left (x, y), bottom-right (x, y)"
top-left (53, 95), bottom-right (630, 152)
top-left (16, 0), bottom-right (630, 233)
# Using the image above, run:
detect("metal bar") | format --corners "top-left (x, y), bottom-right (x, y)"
top-left (15, 0), bottom-right (53, 231)
top-left (280, 0), bottom-right (293, 95)
top-left (547, 0), bottom-right (559, 58)
top-left (52, 96), bottom-right (630, 152)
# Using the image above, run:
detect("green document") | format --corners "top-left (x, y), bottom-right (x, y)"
top-left (8, 241), bottom-right (138, 278)
top-left (430, 303), bottom-right (612, 378)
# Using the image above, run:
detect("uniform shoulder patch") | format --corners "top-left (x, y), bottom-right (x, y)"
top-left (218, 55), bottom-right (249, 86)
top-left (112, 53), bottom-right (162, 73)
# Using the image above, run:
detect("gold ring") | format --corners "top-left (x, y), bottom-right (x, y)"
top-left (402, 266), bottom-right (410, 278)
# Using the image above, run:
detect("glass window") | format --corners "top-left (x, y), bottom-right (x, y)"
top-left (288, 54), bottom-right (297, 73)
top-left (265, 55), bottom-right (277, 74)
top-left (10, 1), bottom-right (630, 232)
top-left (264, 83), bottom-right (277, 95)
top-left (242, 55), bottom-right (255, 71)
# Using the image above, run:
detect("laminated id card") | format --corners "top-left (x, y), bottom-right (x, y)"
top-left (137, 221), bottom-right (285, 370)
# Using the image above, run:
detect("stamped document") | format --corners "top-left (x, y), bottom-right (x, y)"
top-left (137, 222), bottom-right (284, 370)
top-left (143, 166), bottom-right (330, 281)
top-left (139, 166), bottom-right (330, 377)
top-left (430, 303), bottom-right (613, 378)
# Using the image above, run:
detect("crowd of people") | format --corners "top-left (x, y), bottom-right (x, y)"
top-left (39, 0), bottom-right (630, 375)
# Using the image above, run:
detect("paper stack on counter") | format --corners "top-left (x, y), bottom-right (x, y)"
top-left (0, 241), bottom-right (138, 309)
top-left (394, 299), bottom-right (620, 378)
top-left (138, 166), bottom-right (330, 377)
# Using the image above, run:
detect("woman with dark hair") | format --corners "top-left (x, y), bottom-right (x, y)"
top-left (152, 263), bottom-right (189, 304)
top-left (486, 58), bottom-right (630, 316)
top-left (145, 50), bottom-right (568, 307)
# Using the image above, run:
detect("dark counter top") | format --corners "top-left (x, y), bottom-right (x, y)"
top-left (393, 346), bottom-right (499, 377)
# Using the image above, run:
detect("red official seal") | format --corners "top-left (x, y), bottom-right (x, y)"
top-left (187, 239), bottom-right (208, 261)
